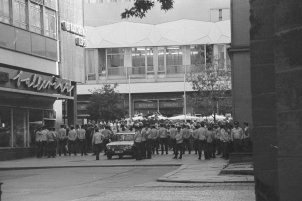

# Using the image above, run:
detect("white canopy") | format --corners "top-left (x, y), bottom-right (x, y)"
top-left (85, 20), bottom-right (230, 48)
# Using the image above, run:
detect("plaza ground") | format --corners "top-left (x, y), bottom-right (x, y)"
top-left (0, 153), bottom-right (255, 201)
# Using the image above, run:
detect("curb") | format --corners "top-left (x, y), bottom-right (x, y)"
top-left (156, 178), bottom-right (255, 184)
top-left (220, 169), bottom-right (254, 175)
top-left (0, 164), bottom-right (181, 171)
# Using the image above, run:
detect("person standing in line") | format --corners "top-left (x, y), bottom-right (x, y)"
top-left (102, 125), bottom-right (113, 155)
top-left (182, 125), bottom-right (191, 154)
top-left (242, 122), bottom-right (251, 152)
top-left (77, 125), bottom-right (87, 156)
top-left (192, 124), bottom-right (200, 155)
top-left (150, 125), bottom-right (159, 155)
top-left (231, 121), bottom-right (243, 152)
top-left (168, 124), bottom-right (177, 155)
top-left (158, 124), bottom-right (168, 155)
top-left (57, 125), bottom-right (67, 156)
top-left (220, 124), bottom-right (230, 159)
top-left (174, 126), bottom-right (183, 159)
top-left (46, 127), bottom-right (57, 158)
top-left (145, 123), bottom-right (153, 159)
top-left (35, 127), bottom-right (43, 158)
top-left (133, 124), bottom-right (143, 160)
top-left (40, 126), bottom-right (49, 157)
top-left (68, 125), bottom-right (78, 156)
top-left (205, 125), bottom-right (215, 159)
top-left (92, 128), bottom-right (104, 160)
top-left (141, 123), bottom-right (149, 159)
top-left (197, 122), bottom-right (207, 160)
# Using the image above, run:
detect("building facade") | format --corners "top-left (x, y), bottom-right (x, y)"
top-left (77, 17), bottom-right (231, 122)
top-left (0, 0), bottom-right (85, 160)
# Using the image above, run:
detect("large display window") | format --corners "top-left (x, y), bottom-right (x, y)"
top-left (13, 108), bottom-right (28, 147)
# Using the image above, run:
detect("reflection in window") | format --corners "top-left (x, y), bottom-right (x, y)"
top-left (158, 47), bottom-right (165, 72)
top-left (166, 46), bottom-right (182, 74)
top-left (44, 8), bottom-right (56, 39)
top-left (13, 0), bottom-right (27, 29)
top-left (0, 0), bottom-right (10, 23)
top-left (86, 49), bottom-right (96, 80)
top-left (29, 2), bottom-right (42, 34)
top-left (13, 108), bottom-right (27, 148)
top-left (0, 107), bottom-right (11, 147)
top-left (191, 45), bottom-right (206, 72)
top-left (107, 48), bottom-right (124, 68)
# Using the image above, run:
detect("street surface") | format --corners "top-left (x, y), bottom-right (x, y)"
top-left (0, 165), bottom-right (255, 201)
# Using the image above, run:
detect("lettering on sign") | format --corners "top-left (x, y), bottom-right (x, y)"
top-left (11, 71), bottom-right (74, 93)
top-left (61, 21), bottom-right (85, 37)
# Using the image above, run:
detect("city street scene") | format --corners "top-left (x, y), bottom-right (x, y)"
top-left (0, 0), bottom-right (301, 201)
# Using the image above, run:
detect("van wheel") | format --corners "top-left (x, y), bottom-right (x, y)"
top-left (107, 155), bottom-right (112, 159)
top-left (118, 155), bottom-right (123, 159)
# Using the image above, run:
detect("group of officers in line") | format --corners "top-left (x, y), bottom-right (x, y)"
top-left (130, 120), bottom-right (250, 160)
top-left (35, 120), bottom-right (251, 161)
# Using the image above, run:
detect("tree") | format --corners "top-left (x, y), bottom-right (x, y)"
top-left (121, 0), bottom-right (174, 19)
top-left (87, 84), bottom-right (126, 122)
top-left (187, 59), bottom-right (232, 122)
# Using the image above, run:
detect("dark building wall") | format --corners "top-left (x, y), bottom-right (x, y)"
top-left (250, 0), bottom-right (302, 200)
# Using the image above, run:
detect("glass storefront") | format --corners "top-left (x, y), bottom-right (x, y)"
top-left (0, 107), bottom-right (11, 147)
top-left (0, 106), bottom-right (51, 148)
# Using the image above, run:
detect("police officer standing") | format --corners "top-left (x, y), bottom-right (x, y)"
top-left (134, 123), bottom-right (143, 160)
top-left (92, 128), bottom-right (104, 160)
top-left (57, 125), bottom-right (67, 156)
top-left (46, 127), bottom-right (57, 158)
top-left (68, 126), bottom-right (78, 156)
top-left (174, 126), bottom-right (183, 159)
top-left (168, 124), bottom-right (177, 155)
top-left (77, 125), bottom-right (87, 156)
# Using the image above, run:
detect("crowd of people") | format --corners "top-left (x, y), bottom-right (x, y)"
top-left (35, 119), bottom-right (252, 161)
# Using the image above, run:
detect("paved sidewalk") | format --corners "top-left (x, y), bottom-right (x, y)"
top-left (0, 153), bottom-right (254, 184)
top-left (220, 162), bottom-right (254, 175)
top-left (157, 159), bottom-right (254, 183)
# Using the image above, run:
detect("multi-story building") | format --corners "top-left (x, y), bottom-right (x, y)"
top-left (0, 0), bottom-right (85, 160)
top-left (77, 0), bottom-right (231, 122)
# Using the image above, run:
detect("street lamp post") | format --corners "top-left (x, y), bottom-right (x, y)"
top-left (184, 65), bottom-right (187, 121)
top-left (128, 73), bottom-right (131, 120)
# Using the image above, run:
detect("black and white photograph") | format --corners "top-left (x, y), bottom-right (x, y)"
top-left (0, 0), bottom-right (301, 201)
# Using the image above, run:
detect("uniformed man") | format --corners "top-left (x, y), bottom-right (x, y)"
top-left (192, 124), bottom-right (200, 155)
top-left (92, 128), bottom-right (104, 160)
top-left (68, 126), bottom-right (78, 156)
top-left (46, 127), bottom-right (57, 158)
top-left (77, 125), bottom-right (87, 156)
top-left (102, 125), bottom-right (113, 155)
top-left (168, 124), bottom-right (177, 155)
top-left (182, 125), bottom-right (191, 154)
top-left (57, 125), bottom-right (67, 156)
top-left (150, 125), bottom-right (159, 154)
top-left (197, 122), bottom-right (207, 160)
top-left (158, 124), bottom-right (168, 155)
top-left (134, 123), bottom-right (143, 160)
top-left (174, 126), bottom-right (183, 159)
top-left (231, 121), bottom-right (243, 152)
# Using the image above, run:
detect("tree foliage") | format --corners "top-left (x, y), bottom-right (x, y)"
top-left (121, 0), bottom-right (174, 19)
top-left (186, 60), bottom-right (232, 119)
top-left (87, 84), bottom-right (125, 122)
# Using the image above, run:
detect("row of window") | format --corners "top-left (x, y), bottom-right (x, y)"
top-left (86, 45), bottom-right (229, 77)
top-left (85, 0), bottom-right (131, 4)
top-left (0, 0), bottom-right (57, 39)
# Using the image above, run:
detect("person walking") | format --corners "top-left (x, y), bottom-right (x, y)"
top-left (68, 126), bottom-right (78, 156)
top-left (174, 126), bottom-right (183, 159)
top-left (77, 125), bottom-right (87, 156)
top-left (92, 128), bottom-right (104, 160)
top-left (46, 127), bottom-right (57, 158)
top-left (57, 125), bottom-right (67, 156)
top-left (231, 121), bottom-right (243, 152)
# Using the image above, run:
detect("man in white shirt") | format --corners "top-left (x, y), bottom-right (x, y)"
top-left (231, 121), bottom-right (243, 152)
